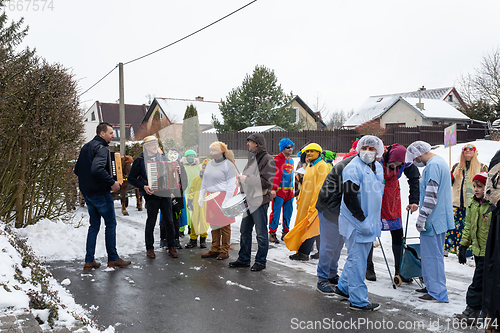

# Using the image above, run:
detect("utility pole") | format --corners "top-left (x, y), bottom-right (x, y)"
top-left (119, 63), bottom-right (125, 156)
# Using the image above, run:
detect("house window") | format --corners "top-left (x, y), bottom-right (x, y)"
top-left (91, 112), bottom-right (96, 121)
top-left (386, 123), bottom-right (405, 129)
top-left (113, 128), bottom-right (120, 139)
top-left (294, 107), bottom-right (300, 123)
top-left (448, 95), bottom-right (453, 102)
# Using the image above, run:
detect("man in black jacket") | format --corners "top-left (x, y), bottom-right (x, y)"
top-left (228, 133), bottom-right (276, 272)
top-left (74, 122), bottom-right (131, 270)
top-left (315, 155), bottom-right (355, 294)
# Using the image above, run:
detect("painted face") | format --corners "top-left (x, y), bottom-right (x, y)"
top-left (186, 155), bottom-right (195, 164)
top-left (168, 150), bottom-right (179, 161)
top-left (305, 150), bottom-right (320, 161)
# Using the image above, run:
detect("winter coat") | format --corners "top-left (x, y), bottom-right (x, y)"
top-left (241, 133), bottom-right (276, 209)
top-left (315, 155), bottom-right (356, 223)
top-left (483, 149), bottom-right (500, 320)
top-left (74, 136), bottom-right (115, 196)
top-left (460, 195), bottom-right (493, 257)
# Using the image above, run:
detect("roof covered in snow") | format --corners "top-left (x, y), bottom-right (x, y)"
top-left (344, 87), bottom-right (467, 127)
top-left (239, 125), bottom-right (286, 133)
top-left (397, 97), bottom-right (470, 121)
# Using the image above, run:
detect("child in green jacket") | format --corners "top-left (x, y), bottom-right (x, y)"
top-left (455, 172), bottom-right (493, 323)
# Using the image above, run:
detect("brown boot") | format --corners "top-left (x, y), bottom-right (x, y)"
top-left (146, 250), bottom-right (156, 259)
top-left (107, 258), bottom-right (131, 268)
top-left (217, 253), bottom-right (229, 260)
top-left (201, 251), bottom-right (220, 258)
top-left (269, 232), bottom-right (279, 244)
top-left (83, 260), bottom-right (101, 271)
top-left (168, 247), bottom-right (178, 258)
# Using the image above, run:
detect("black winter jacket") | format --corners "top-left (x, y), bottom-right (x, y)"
top-left (74, 136), bottom-right (115, 196)
top-left (242, 133), bottom-right (276, 208)
top-left (315, 155), bottom-right (356, 223)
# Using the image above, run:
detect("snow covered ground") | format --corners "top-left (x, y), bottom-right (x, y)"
top-left (2, 139), bottom-right (500, 331)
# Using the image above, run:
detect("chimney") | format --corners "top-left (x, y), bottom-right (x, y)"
top-left (195, 96), bottom-right (204, 101)
top-left (416, 86), bottom-right (426, 109)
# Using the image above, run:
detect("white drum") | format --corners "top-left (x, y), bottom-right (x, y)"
top-left (221, 193), bottom-right (248, 219)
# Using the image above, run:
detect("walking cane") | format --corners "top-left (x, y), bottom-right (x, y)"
top-left (378, 237), bottom-right (397, 289)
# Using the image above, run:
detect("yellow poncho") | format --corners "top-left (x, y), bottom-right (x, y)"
top-left (188, 175), bottom-right (209, 235)
top-left (284, 159), bottom-right (329, 252)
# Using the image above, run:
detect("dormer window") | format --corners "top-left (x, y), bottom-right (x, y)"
top-left (91, 111), bottom-right (96, 121)
top-left (376, 98), bottom-right (383, 102)
top-left (448, 95), bottom-right (453, 102)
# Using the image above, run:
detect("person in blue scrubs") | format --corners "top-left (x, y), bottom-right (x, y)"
top-left (405, 141), bottom-right (454, 303)
top-left (335, 135), bottom-right (385, 311)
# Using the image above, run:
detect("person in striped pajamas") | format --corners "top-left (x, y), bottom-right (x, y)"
top-left (405, 141), bottom-right (454, 303)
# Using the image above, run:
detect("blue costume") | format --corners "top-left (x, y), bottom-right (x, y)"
top-left (419, 155), bottom-right (454, 302)
top-left (269, 151), bottom-right (294, 234)
top-left (337, 156), bottom-right (384, 307)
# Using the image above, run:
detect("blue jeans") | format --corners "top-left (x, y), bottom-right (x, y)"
top-left (84, 194), bottom-right (119, 263)
top-left (238, 203), bottom-right (269, 266)
top-left (317, 211), bottom-right (344, 282)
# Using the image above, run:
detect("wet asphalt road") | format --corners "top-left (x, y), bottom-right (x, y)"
top-left (48, 245), bottom-right (469, 333)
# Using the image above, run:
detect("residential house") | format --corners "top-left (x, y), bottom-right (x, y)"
top-left (343, 87), bottom-right (471, 129)
top-left (82, 101), bottom-right (148, 143)
top-left (291, 95), bottom-right (327, 130)
top-left (141, 97), bottom-right (221, 146)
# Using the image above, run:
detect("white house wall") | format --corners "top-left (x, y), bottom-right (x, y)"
top-left (380, 101), bottom-right (423, 127)
top-left (83, 102), bottom-right (100, 143)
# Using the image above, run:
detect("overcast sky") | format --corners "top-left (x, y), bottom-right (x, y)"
top-left (5, 0), bottom-right (500, 121)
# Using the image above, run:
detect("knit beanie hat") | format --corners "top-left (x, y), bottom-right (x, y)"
top-left (473, 172), bottom-right (488, 185)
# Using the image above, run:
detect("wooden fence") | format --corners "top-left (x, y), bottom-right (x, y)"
top-left (198, 124), bottom-right (489, 157)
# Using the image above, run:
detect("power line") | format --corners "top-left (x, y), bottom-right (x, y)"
top-left (79, 0), bottom-right (257, 97)
top-left (124, 0), bottom-right (257, 65)
top-left (78, 65), bottom-right (118, 98)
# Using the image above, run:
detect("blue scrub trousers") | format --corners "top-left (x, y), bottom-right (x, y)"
top-left (421, 230), bottom-right (449, 302)
top-left (337, 232), bottom-right (372, 307)
top-left (317, 211), bottom-right (344, 282)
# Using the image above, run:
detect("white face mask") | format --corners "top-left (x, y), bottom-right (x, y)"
top-left (168, 150), bottom-right (178, 162)
top-left (413, 159), bottom-right (425, 167)
top-left (359, 150), bottom-right (376, 164)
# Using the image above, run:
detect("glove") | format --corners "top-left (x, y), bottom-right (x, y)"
top-left (458, 245), bottom-right (467, 264)
top-left (416, 218), bottom-right (426, 232)
top-left (187, 199), bottom-right (194, 211)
